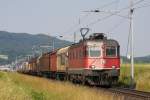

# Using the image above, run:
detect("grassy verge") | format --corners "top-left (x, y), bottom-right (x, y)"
top-left (0, 71), bottom-right (120, 100)
top-left (119, 64), bottom-right (150, 92)
top-left (0, 64), bottom-right (149, 100)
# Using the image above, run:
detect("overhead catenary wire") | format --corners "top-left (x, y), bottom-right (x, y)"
top-left (86, 12), bottom-right (125, 27)
top-left (63, 0), bottom-right (147, 42)
top-left (97, 0), bottom-right (120, 10)
top-left (80, 0), bottom-right (120, 23)
top-left (86, 0), bottom-right (147, 27)
top-left (115, 0), bottom-right (121, 10)
top-left (130, 0), bottom-right (150, 8)
top-left (64, 0), bottom-right (122, 34)
top-left (126, 0), bottom-right (150, 54)
top-left (135, 3), bottom-right (150, 9)
top-left (86, 10), bottom-right (129, 27)
top-left (80, 0), bottom-right (119, 22)
top-left (126, 0), bottom-right (150, 85)
top-left (133, 0), bottom-right (145, 5)
top-left (107, 18), bottom-right (127, 34)
top-left (122, 1), bottom-right (149, 53)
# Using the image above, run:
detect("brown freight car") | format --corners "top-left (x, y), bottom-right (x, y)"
top-left (37, 53), bottom-right (50, 77)
top-left (49, 51), bottom-right (57, 78)
top-left (28, 57), bottom-right (38, 75)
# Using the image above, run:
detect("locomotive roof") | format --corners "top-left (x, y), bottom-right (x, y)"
top-left (70, 38), bottom-right (119, 48)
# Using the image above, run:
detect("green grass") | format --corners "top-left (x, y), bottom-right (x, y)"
top-left (0, 64), bottom-right (149, 100)
top-left (0, 71), bottom-right (117, 100)
top-left (119, 64), bottom-right (150, 92)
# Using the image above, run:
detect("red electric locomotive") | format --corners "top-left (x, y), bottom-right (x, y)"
top-left (67, 33), bottom-right (120, 85)
top-left (19, 33), bottom-right (120, 86)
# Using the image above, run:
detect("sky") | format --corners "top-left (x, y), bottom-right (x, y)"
top-left (0, 0), bottom-right (150, 57)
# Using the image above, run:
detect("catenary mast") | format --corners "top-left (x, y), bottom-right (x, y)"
top-left (129, 0), bottom-right (135, 87)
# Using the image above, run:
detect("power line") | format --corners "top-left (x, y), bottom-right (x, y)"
top-left (85, 0), bottom-right (147, 27)
top-left (65, 1), bottom-right (129, 34)
top-left (107, 18), bottom-right (127, 34)
top-left (125, 0), bottom-right (149, 65)
top-left (90, 10), bottom-right (130, 19)
top-left (82, 1), bottom-right (121, 24)
top-left (85, 6), bottom-right (131, 27)
top-left (133, 0), bottom-right (145, 5)
top-left (115, 0), bottom-right (121, 10)
top-left (86, 11), bottom-right (128, 27)
top-left (63, 0), bottom-right (148, 42)
top-left (64, 1), bottom-right (121, 34)
top-left (80, 0), bottom-right (119, 22)
top-left (97, 0), bottom-right (120, 10)
top-left (135, 3), bottom-right (150, 9)
top-left (87, 14), bottom-right (115, 27)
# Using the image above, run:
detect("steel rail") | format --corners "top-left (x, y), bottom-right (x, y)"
top-left (108, 88), bottom-right (150, 100)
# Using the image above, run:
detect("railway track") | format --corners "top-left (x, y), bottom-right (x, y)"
top-left (107, 88), bottom-right (150, 100)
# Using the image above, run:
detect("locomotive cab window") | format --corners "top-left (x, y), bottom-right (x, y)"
top-left (87, 46), bottom-right (101, 57)
top-left (106, 46), bottom-right (117, 57)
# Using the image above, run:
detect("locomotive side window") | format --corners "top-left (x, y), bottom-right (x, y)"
top-left (106, 46), bottom-right (117, 57)
top-left (87, 46), bottom-right (101, 57)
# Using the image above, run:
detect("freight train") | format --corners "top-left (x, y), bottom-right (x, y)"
top-left (18, 33), bottom-right (120, 86)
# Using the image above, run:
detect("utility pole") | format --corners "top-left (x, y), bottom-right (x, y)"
top-left (51, 36), bottom-right (63, 51)
top-left (32, 45), bottom-right (36, 57)
top-left (15, 56), bottom-right (18, 70)
top-left (48, 33), bottom-right (53, 50)
top-left (52, 38), bottom-right (55, 51)
top-left (74, 32), bottom-right (76, 43)
top-left (83, 0), bottom-right (135, 88)
top-left (129, 0), bottom-right (135, 88)
top-left (47, 33), bottom-right (55, 51)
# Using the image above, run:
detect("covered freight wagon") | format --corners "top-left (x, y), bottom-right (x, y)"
top-left (37, 53), bottom-right (50, 77)
top-left (56, 46), bottom-right (70, 80)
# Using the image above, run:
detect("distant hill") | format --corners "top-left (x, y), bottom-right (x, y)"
top-left (134, 55), bottom-right (150, 63)
top-left (0, 31), bottom-right (72, 65)
top-left (0, 31), bottom-right (149, 65)
top-left (121, 56), bottom-right (150, 64)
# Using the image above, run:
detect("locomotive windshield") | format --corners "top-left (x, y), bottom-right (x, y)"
top-left (106, 46), bottom-right (117, 57)
top-left (87, 46), bottom-right (101, 57)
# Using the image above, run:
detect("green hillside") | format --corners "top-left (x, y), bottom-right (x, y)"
top-left (0, 31), bottom-right (150, 65)
top-left (0, 31), bottom-right (72, 65)
top-left (121, 56), bottom-right (150, 64)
